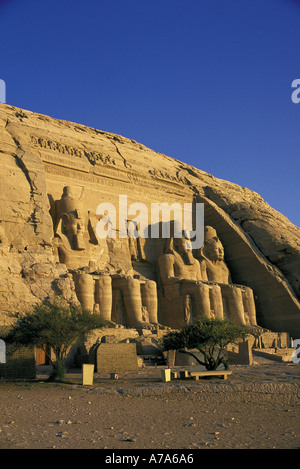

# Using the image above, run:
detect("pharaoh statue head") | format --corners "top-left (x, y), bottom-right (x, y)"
top-left (56, 186), bottom-right (85, 251)
top-left (201, 226), bottom-right (225, 262)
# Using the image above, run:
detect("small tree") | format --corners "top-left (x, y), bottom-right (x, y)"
top-left (162, 318), bottom-right (249, 370)
top-left (6, 295), bottom-right (106, 381)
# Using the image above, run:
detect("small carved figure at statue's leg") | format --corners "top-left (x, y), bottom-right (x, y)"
top-left (94, 276), bottom-right (112, 322)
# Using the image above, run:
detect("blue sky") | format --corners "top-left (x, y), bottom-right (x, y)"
top-left (0, 0), bottom-right (299, 226)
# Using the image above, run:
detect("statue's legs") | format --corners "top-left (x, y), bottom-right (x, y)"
top-left (95, 275), bottom-right (112, 321)
top-left (73, 272), bottom-right (95, 312)
top-left (220, 284), bottom-right (258, 327)
top-left (208, 284), bottom-right (224, 320)
top-left (221, 285), bottom-right (248, 326)
top-left (181, 281), bottom-right (213, 319)
top-left (242, 286), bottom-right (257, 326)
top-left (113, 278), bottom-right (144, 328)
top-left (141, 280), bottom-right (158, 324)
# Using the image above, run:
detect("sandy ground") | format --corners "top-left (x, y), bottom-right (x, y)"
top-left (0, 357), bottom-right (299, 453)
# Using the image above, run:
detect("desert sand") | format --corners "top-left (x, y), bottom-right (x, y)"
top-left (0, 357), bottom-right (299, 451)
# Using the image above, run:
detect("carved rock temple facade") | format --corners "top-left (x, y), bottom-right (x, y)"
top-left (0, 104), bottom-right (299, 351)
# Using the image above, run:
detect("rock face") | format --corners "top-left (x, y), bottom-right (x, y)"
top-left (0, 103), bottom-right (299, 338)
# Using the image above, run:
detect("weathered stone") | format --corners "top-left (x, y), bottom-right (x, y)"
top-left (95, 343), bottom-right (138, 373)
top-left (0, 103), bottom-right (299, 342)
top-left (132, 336), bottom-right (163, 356)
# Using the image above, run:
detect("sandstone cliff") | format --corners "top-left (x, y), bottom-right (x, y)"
top-left (0, 103), bottom-right (299, 337)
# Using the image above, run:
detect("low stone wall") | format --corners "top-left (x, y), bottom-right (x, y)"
top-left (0, 343), bottom-right (36, 380)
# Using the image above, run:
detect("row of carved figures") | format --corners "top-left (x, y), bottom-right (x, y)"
top-left (51, 186), bottom-right (261, 330)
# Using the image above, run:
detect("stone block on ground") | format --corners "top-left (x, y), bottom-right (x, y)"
top-left (95, 343), bottom-right (138, 373)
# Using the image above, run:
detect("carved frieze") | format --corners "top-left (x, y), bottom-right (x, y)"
top-left (30, 135), bottom-right (117, 167)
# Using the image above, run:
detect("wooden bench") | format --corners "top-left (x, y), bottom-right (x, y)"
top-left (189, 369), bottom-right (232, 381)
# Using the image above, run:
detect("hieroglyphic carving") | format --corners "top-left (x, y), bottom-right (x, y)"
top-left (149, 169), bottom-right (187, 184)
top-left (30, 135), bottom-right (117, 166)
top-left (44, 164), bottom-right (126, 188)
top-left (84, 151), bottom-right (116, 166)
top-left (44, 163), bottom-right (189, 200)
top-left (41, 153), bottom-right (90, 173)
top-left (31, 135), bottom-right (84, 157)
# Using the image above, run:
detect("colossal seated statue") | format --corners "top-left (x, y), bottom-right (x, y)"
top-left (158, 227), bottom-right (261, 330)
top-left (50, 186), bottom-right (158, 329)
top-left (197, 226), bottom-right (260, 328)
top-left (158, 234), bottom-right (224, 327)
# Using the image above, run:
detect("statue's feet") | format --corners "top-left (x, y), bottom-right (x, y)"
top-left (136, 321), bottom-right (157, 330)
top-left (243, 324), bottom-right (268, 335)
top-left (151, 322), bottom-right (171, 330)
top-left (104, 320), bottom-right (117, 328)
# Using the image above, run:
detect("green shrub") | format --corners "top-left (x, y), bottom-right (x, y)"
top-left (162, 318), bottom-right (249, 370)
top-left (6, 295), bottom-right (106, 381)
